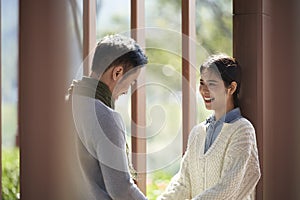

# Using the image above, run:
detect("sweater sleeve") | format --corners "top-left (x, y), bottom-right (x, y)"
top-left (94, 111), bottom-right (148, 200)
top-left (157, 126), bottom-right (200, 200)
top-left (193, 124), bottom-right (261, 200)
top-left (157, 150), bottom-right (191, 200)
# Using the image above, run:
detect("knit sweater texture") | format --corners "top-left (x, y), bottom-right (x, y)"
top-left (158, 118), bottom-right (261, 200)
top-left (72, 94), bottom-right (147, 200)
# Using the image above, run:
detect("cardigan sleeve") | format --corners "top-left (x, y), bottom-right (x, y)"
top-left (157, 125), bottom-right (201, 200)
top-left (157, 150), bottom-right (191, 200)
top-left (193, 124), bottom-right (261, 200)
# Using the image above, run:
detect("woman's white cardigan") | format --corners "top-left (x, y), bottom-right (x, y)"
top-left (158, 118), bottom-right (261, 200)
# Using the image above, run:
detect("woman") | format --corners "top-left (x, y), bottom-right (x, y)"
top-left (158, 54), bottom-right (261, 200)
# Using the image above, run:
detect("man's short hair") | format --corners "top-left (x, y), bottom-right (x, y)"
top-left (91, 34), bottom-right (148, 75)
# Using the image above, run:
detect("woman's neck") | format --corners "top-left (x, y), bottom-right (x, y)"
top-left (215, 104), bottom-right (235, 121)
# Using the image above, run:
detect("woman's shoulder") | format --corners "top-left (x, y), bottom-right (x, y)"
top-left (187, 122), bottom-right (207, 144)
top-left (226, 117), bottom-right (256, 140)
top-left (234, 117), bottom-right (255, 130)
top-left (191, 121), bottom-right (207, 134)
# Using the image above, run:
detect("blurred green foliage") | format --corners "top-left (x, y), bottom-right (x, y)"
top-left (159, 0), bottom-right (232, 55)
top-left (2, 148), bottom-right (20, 200)
top-left (147, 171), bottom-right (173, 200)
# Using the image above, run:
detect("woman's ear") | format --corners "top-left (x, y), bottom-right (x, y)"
top-left (112, 66), bottom-right (124, 81)
top-left (228, 81), bottom-right (238, 95)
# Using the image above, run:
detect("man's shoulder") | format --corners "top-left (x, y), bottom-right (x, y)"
top-left (94, 100), bottom-right (122, 123)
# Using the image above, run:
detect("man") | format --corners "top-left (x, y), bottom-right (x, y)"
top-left (70, 34), bottom-right (148, 200)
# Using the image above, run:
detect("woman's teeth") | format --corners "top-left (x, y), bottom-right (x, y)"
top-left (204, 97), bottom-right (215, 102)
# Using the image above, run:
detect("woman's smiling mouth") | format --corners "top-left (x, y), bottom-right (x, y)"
top-left (204, 97), bottom-right (215, 103)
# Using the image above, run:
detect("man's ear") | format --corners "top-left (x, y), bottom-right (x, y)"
top-left (112, 66), bottom-right (124, 81)
top-left (228, 81), bottom-right (237, 95)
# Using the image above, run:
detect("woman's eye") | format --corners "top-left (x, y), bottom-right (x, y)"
top-left (208, 83), bottom-right (216, 87)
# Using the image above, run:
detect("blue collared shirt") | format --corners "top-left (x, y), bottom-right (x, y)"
top-left (204, 107), bottom-right (242, 153)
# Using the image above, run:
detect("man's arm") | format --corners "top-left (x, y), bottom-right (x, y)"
top-left (94, 111), bottom-right (147, 200)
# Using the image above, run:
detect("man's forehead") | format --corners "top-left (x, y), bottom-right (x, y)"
top-left (123, 67), bottom-right (141, 79)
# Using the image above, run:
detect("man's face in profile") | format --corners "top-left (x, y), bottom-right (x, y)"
top-left (112, 67), bottom-right (141, 100)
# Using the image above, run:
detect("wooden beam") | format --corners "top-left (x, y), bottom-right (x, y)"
top-left (0, 0), bottom-right (2, 198)
top-left (130, 0), bottom-right (147, 194)
top-left (181, 0), bottom-right (197, 152)
top-left (83, 0), bottom-right (96, 76)
top-left (233, 0), bottom-right (269, 199)
top-left (261, 1), bottom-right (300, 199)
top-left (19, 1), bottom-right (73, 199)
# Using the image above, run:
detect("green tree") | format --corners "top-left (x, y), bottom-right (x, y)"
top-left (159, 0), bottom-right (233, 55)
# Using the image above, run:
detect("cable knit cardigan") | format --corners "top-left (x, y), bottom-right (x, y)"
top-left (158, 118), bottom-right (261, 200)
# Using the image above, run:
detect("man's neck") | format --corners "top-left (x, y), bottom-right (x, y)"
top-left (89, 70), bottom-right (115, 98)
top-left (89, 71), bottom-right (101, 80)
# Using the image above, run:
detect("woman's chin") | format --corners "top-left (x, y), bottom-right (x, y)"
top-left (204, 102), bottom-right (213, 110)
top-left (205, 105), bottom-right (213, 110)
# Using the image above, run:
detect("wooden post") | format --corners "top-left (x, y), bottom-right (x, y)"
top-left (233, 0), bottom-right (300, 199)
top-left (0, 0), bottom-right (2, 198)
top-left (262, 1), bottom-right (300, 199)
top-left (19, 1), bottom-right (73, 199)
top-left (131, 0), bottom-right (147, 194)
top-left (83, 0), bottom-right (96, 76)
top-left (182, 0), bottom-right (197, 152)
top-left (233, 1), bottom-right (267, 199)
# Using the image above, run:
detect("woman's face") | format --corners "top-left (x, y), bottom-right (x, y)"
top-left (199, 68), bottom-right (229, 113)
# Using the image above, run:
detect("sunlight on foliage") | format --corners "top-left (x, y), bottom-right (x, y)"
top-left (2, 148), bottom-right (20, 200)
top-left (147, 171), bottom-right (173, 200)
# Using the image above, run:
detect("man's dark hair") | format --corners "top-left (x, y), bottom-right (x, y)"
top-left (91, 34), bottom-right (148, 75)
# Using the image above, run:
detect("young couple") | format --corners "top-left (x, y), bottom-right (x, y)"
top-left (69, 34), bottom-right (261, 200)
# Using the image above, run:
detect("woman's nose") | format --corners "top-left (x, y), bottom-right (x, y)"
top-left (200, 85), bottom-right (209, 93)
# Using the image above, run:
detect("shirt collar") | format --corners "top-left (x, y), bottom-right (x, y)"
top-left (205, 107), bottom-right (241, 125)
top-left (224, 107), bottom-right (241, 123)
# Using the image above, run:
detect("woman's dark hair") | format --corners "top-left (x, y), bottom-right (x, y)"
top-left (91, 34), bottom-right (148, 75)
top-left (200, 54), bottom-right (242, 108)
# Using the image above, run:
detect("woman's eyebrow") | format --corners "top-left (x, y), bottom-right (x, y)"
top-left (200, 79), bottom-right (218, 83)
top-left (207, 80), bottom-right (218, 83)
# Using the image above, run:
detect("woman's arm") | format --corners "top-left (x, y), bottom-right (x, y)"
top-left (157, 151), bottom-right (191, 200)
top-left (193, 125), bottom-right (261, 200)
top-left (158, 126), bottom-right (201, 200)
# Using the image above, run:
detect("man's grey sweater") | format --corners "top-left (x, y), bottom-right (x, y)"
top-left (72, 94), bottom-right (147, 200)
